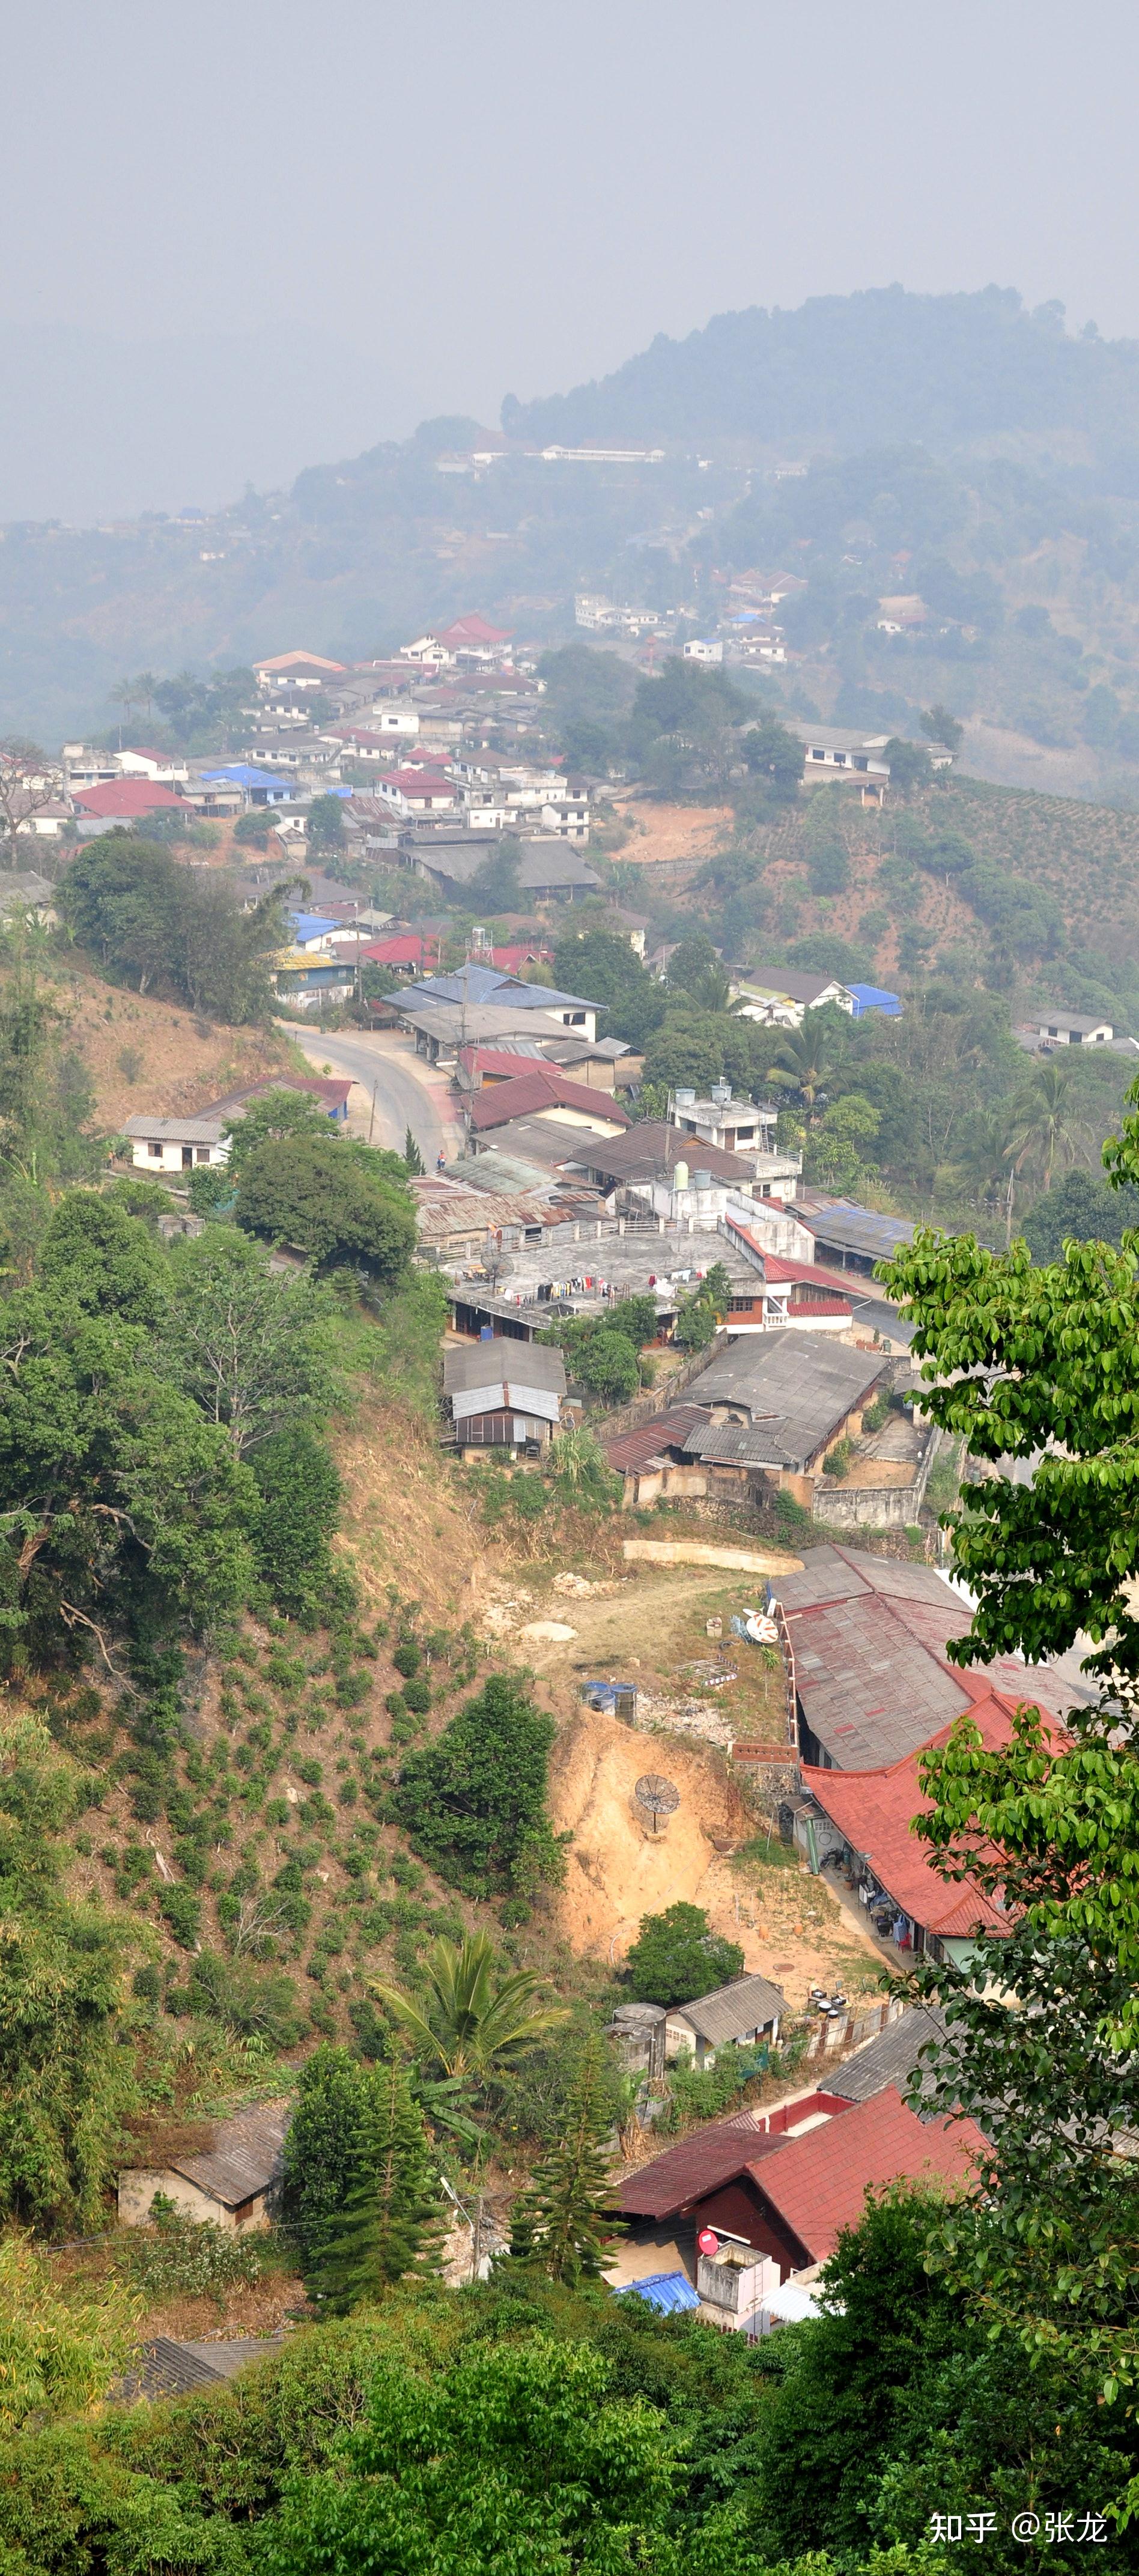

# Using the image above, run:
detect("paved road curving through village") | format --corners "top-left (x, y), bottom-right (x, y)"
top-left (279, 1022), bottom-right (461, 1167)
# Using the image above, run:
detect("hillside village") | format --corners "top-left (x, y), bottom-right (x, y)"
top-left (2, 397), bottom-right (1139, 2576)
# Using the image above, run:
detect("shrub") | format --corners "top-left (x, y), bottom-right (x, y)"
top-left (251, 1425), bottom-right (346, 1624)
top-left (124, 2197), bottom-right (266, 2304)
top-left (625, 1902), bottom-right (744, 2006)
top-left (393, 1674), bottom-right (564, 1900)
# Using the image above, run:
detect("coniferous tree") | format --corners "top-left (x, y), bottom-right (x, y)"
top-left (403, 1125), bottom-right (425, 1176)
top-left (304, 2055), bottom-right (442, 2313)
top-left (510, 2033), bottom-right (618, 2285)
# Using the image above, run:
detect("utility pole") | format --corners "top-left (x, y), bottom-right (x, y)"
top-left (368, 1084), bottom-right (377, 1144)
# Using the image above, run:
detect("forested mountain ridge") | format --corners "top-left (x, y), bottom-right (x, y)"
top-left (8, 284), bottom-right (1139, 798)
top-left (503, 284), bottom-right (1139, 454)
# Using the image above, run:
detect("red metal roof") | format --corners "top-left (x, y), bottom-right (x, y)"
top-left (604, 1403), bottom-right (711, 1474)
top-left (72, 780), bottom-right (189, 815)
top-left (619, 2116), bottom-right (789, 2219)
top-left (437, 612), bottom-right (512, 646)
top-left (749, 2086), bottom-right (985, 2262)
top-left (762, 1253), bottom-right (855, 1293)
top-left (339, 934), bottom-right (440, 968)
top-left (802, 1691), bottom-right (1054, 1937)
top-left (469, 1068), bottom-right (631, 1132)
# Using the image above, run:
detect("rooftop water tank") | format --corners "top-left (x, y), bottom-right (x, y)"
top-left (672, 1160), bottom-right (689, 1191)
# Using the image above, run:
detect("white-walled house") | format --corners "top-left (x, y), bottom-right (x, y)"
top-left (122, 1115), bottom-right (228, 1173)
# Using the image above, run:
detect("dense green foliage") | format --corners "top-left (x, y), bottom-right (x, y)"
top-left (59, 836), bottom-right (290, 1022)
top-left (0, 1713), bottom-right (131, 2229)
top-left (235, 1132), bottom-right (416, 1279)
top-left (302, 2056), bottom-right (442, 2313)
top-left (392, 1674), bottom-right (565, 1905)
top-left (625, 1901), bottom-right (745, 2006)
top-left (886, 1074), bottom-right (1139, 1683)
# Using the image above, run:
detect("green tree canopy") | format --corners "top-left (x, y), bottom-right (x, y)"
top-left (59, 836), bottom-right (290, 1022)
top-left (551, 928), bottom-right (666, 1050)
top-left (392, 1674), bottom-right (565, 1903)
top-left (223, 1087), bottom-right (332, 1173)
top-left (624, 1901), bottom-right (744, 2006)
top-left (235, 1134), bottom-right (416, 1280)
top-left (167, 1226), bottom-right (332, 1456)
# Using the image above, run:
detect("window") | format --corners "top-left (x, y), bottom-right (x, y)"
top-left (148, 1141), bottom-right (162, 1158)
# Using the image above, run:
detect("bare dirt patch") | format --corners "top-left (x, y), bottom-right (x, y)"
top-left (609, 799), bottom-right (734, 866)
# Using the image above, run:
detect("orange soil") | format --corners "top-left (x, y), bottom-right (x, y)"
top-left (610, 800), bottom-right (734, 865)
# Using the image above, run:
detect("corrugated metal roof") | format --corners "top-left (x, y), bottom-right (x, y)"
top-left (797, 1201), bottom-right (917, 1262)
top-left (775, 1544), bottom-right (1093, 1766)
top-left (470, 1069), bottom-right (630, 1132)
top-left (672, 1971), bottom-right (787, 2046)
top-left (115, 2334), bottom-right (282, 2405)
top-left (614, 2270), bottom-right (700, 2313)
top-left (802, 1696), bottom-right (1022, 1937)
top-left (683, 1339), bottom-right (887, 1471)
top-left (604, 1404), bottom-right (711, 1474)
top-left (444, 1342), bottom-right (566, 1397)
top-left (830, 2006), bottom-right (950, 2115)
top-left (122, 1115), bottom-right (226, 1144)
top-left (168, 2100), bottom-right (290, 2208)
top-left (749, 2087), bottom-right (985, 2262)
top-left (619, 2116), bottom-right (785, 2219)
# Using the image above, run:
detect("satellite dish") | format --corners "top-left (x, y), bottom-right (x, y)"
top-left (634, 1772), bottom-right (679, 1837)
top-left (697, 2227), bottom-right (720, 2258)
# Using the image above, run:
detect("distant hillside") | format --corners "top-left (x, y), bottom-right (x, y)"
top-left (9, 284), bottom-right (1139, 782)
top-left (503, 286), bottom-right (1139, 458)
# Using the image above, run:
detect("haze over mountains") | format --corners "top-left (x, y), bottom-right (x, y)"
top-left (8, 283), bottom-right (1139, 799)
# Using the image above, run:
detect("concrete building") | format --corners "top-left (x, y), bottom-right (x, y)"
top-left (118, 2101), bottom-right (291, 2232)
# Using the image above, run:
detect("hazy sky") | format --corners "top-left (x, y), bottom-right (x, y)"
top-left (4, 0), bottom-right (1138, 517)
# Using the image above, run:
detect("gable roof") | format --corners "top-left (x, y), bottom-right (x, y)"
top-left (672, 1970), bottom-right (787, 2044)
top-left (580, 1123), bottom-right (756, 1188)
top-left (829, 2006), bottom-right (950, 2113)
top-left (71, 780), bottom-right (188, 816)
top-left (619, 2113), bottom-right (788, 2219)
top-left (406, 966), bottom-right (596, 1012)
top-left (795, 1199), bottom-right (917, 1263)
top-left (165, 2099), bottom-right (291, 2208)
top-left (749, 2086), bottom-right (984, 2263)
top-left (443, 1341), bottom-right (566, 1399)
top-left (738, 967), bottom-right (851, 1006)
top-left (683, 1335), bottom-right (887, 1471)
top-left (603, 1403), bottom-right (712, 1474)
top-left (255, 651), bottom-right (345, 675)
top-left (436, 613), bottom-right (512, 647)
top-left (469, 1068), bottom-right (630, 1132)
top-left (774, 1543), bottom-right (1093, 1767)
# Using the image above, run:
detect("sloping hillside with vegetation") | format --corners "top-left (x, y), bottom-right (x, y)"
top-left (13, 285), bottom-right (1139, 797)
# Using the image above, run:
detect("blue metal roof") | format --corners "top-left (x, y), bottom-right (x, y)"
top-left (289, 911), bottom-right (341, 941)
top-left (614, 2270), bottom-right (700, 2315)
top-left (847, 983), bottom-right (903, 1019)
top-left (201, 765), bottom-right (293, 792)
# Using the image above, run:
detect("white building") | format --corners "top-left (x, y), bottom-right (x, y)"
top-left (122, 1115), bottom-right (228, 1174)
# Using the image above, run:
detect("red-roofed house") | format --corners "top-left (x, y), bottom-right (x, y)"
top-left (619, 2086), bottom-right (983, 2282)
top-left (374, 768), bottom-right (458, 815)
top-left (71, 780), bottom-right (190, 821)
top-left (717, 1248), bottom-right (854, 1337)
top-left (330, 933), bottom-right (442, 977)
top-left (799, 1691), bottom-right (1038, 1964)
top-left (490, 943), bottom-right (553, 973)
top-left (467, 1067), bottom-right (630, 1137)
top-left (437, 613), bottom-right (512, 652)
top-left (254, 652), bottom-right (345, 688)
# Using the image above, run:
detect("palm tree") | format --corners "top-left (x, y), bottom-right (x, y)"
top-left (769, 1009), bottom-right (848, 1125)
top-left (371, 1933), bottom-right (568, 2083)
top-left (1012, 1060), bottom-right (1080, 1194)
top-left (950, 1108), bottom-right (1028, 1244)
top-left (109, 676), bottom-right (136, 747)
